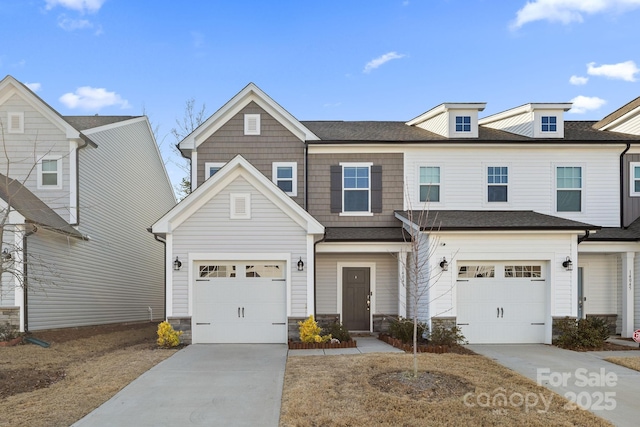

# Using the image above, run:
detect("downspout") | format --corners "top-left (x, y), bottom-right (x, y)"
top-left (313, 233), bottom-right (326, 318)
top-left (74, 134), bottom-right (93, 226)
top-left (149, 228), bottom-right (167, 321)
top-left (304, 141), bottom-right (308, 211)
top-left (22, 226), bottom-right (38, 333)
top-left (577, 230), bottom-right (590, 244)
top-left (620, 142), bottom-right (631, 228)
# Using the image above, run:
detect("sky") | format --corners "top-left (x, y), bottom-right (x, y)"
top-left (2, 0), bottom-right (640, 190)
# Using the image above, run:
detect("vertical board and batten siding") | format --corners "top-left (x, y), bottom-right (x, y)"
top-left (307, 153), bottom-right (404, 227)
top-left (404, 145), bottom-right (620, 227)
top-left (430, 233), bottom-right (574, 318)
top-left (315, 253), bottom-right (398, 315)
top-left (481, 112), bottom-right (534, 137)
top-left (622, 153), bottom-right (640, 226)
top-left (172, 176), bottom-right (308, 317)
top-left (0, 93), bottom-right (71, 220)
top-left (27, 119), bottom-right (176, 330)
top-left (635, 252), bottom-right (640, 330)
top-left (414, 111), bottom-right (448, 136)
top-left (196, 102), bottom-right (305, 207)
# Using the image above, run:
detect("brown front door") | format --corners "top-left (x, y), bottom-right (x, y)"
top-left (342, 267), bottom-right (370, 330)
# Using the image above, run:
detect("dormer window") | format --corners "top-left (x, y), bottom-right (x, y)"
top-left (455, 116), bottom-right (471, 132)
top-left (541, 116), bottom-right (557, 132)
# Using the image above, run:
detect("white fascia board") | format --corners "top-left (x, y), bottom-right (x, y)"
top-left (81, 116), bottom-right (146, 134)
top-left (599, 105), bottom-right (640, 131)
top-left (316, 242), bottom-right (411, 253)
top-left (578, 241), bottom-right (640, 253)
top-left (480, 103), bottom-right (572, 125)
top-left (406, 103), bottom-right (486, 126)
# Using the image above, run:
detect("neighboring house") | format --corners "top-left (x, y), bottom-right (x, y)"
top-left (0, 75), bottom-right (176, 332)
top-left (152, 82), bottom-right (640, 344)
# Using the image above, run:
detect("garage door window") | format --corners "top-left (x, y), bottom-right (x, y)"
top-left (504, 265), bottom-right (542, 278)
top-left (199, 265), bottom-right (236, 278)
top-left (245, 263), bottom-right (285, 278)
top-left (458, 265), bottom-right (495, 278)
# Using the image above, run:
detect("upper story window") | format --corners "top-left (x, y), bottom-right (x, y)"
top-left (205, 162), bottom-right (225, 178)
top-left (630, 162), bottom-right (640, 197)
top-left (7, 112), bottom-right (24, 133)
top-left (343, 165), bottom-right (370, 213)
top-left (455, 116), bottom-right (471, 132)
top-left (244, 114), bottom-right (261, 135)
top-left (419, 166), bottom-right (440, 202)
top-left (37, 156), bottom-right (62, 189)
top-left (541, 116), bottom-right (557, 132)
top-left (487, 166), bottom-right (508, 202)
top-left (272, 162), bottom-right (297, 196)
top-left (556, 166), bottom-right (582, 212)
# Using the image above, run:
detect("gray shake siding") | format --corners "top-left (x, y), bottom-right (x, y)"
top-left (27, 119), bottom-right (175, 330)
top-left (196, 102), bottom-right (305, 207)
top-left (171, 176), bottom-right (309, 317)
top-left (307, 153), bottom-right (404, 227)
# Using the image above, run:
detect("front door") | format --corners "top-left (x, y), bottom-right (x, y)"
top-left (342, 267), bottom-right (370, 330)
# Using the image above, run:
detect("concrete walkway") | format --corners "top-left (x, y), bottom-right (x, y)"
top-left (467, 344), bottom-right (640, 427)
top-left (288, 336), bottom-right (404, 356)
top-left (72, 344), bottom-right (287, 427)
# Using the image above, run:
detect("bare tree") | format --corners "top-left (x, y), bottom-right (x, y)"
top-left (170, 98), bottom-right (207, 200)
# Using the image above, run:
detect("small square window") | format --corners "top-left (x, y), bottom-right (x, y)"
top-left (205, 162), bottom-right (225, 179)
top-left (37, 156), bottom-right (62, 189)
top-left (455, 116), bottom-right (471, 132)
top-left (272, 162), bottom-right (297, 196)
top-left (542, 116), bottom-right (557, 132)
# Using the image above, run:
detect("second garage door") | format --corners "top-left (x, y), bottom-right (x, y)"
top-left (193, 261), bottom-right (287, 343)
top-left (456, 262), bottom-right (547, 344)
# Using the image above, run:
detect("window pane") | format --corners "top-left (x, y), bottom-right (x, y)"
top-left (277, 180), bottom-right (293, 192)
top-left (635, 181), bottom-right (640, 193)
top-left (42, 173), bottom-right (57, 186)
top-left (557, 190), bottom-right (581, 211)
top-left (634, 167), bottom-right (640, 179)
top-left (344, 190), bottom-right (369, 211)
top-left (420, 185), bottom-right (440, 202)
top-left (488, 186), bottom-right (507, 202)
top-left (209, 167), bottom-right (221, 177)
top-left (458, 266), bottom-right (495, 278)
top-left (343, 167), bottom-right (369, 189)
top-left (420, 166), bottom-right (439, 184)
top-left (557, 167), bottom-right (581, 188)
top-left (42, 159), bottom-right (57, 172)
top-left (277, 167), bottom-right (292, 179)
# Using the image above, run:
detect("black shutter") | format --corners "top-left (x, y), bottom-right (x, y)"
top-left (371, 165), bottom-right (382, 213)
top-left (330, 165), bottom-right (342, 213)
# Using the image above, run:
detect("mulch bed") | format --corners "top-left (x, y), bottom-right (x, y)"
top-left (288, 340), bottom-right (357, 349)
top-left (378, 334), bottom-right (476, 355)
top-left (369, 370), bottom-right (474, 401)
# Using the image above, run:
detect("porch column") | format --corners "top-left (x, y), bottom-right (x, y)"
top-left (398, 248), bottom-right (407, 317)
top-left (621, 252), bottom-right (635, 338)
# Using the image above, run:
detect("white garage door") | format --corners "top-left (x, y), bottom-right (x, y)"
top-left (457, 263), bottom-right (546, 344)
top-left (193, 262), bottom-right (287, 344)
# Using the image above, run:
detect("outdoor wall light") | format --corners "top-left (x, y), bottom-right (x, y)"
top-left (439, 257), bottom-right (448, 271)
top-left (173, 256), bottom-right (182, 271)
top-left (1, 248), bottom-right (11, 261)
top-left (562, 256), bottom-right (573, 271)
top-left (297, 257), bottom-right (304, 271)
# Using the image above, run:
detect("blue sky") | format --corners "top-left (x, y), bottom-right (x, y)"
top-left (2, 0), bottom-right (640, 189)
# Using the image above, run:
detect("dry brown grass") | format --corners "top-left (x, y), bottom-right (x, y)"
top-left (0, 323), bottom-right (177, 427)
top-left (605, 356), bottom-right (640, 372)
top-left (280, 353), bottom-right (612, 427)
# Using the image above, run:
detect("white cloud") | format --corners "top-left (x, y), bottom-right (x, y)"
top-left (24, 82), bottom-right (42, 92)
top-left (569, 95), bottom-right (607, 114)
top-left (569, 75), bottom-right (589, 85)
top-left (587, 60), bottom-right (640, 81)
top-left (57, 14), bottom-right (93, 31)
top-left (511, 0), bottom-right (640, 29)
top-left (59, 86), bottom-right (131, 110)
top-left (45, 0), bottom-right (106, 14)
top-left (363, 52), bottom-right (406, 73)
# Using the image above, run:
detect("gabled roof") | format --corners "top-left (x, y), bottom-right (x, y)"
top-left (406, 102), bottom-right (486, 126)
top-left (593, 96), bottom-right (640, 131)
top-left (395, 210), bottom-right (599, 232)
top-left (152, 155), bottom-right (324, 235)
top-left (478, 103), bottom-right (573, 125)
top-left (179, 83), bottom-right (319, 153)
top-left (64, 116), bottom-right (139, 131)
top-left (0, 174), bottom-right (86, 239)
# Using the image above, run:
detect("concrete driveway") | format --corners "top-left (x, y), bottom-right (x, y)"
top-left (73, 344), bottom-right (287, 427)
top-left (467, 344), bottom-right (640, 427)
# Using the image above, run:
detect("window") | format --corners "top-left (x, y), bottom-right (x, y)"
top-left (487, 166), bottom-right (508, 202)
top-left (541, 116), bottom-right (557, 132)
top-left (199, 265), bottom-right (236, 278)
top-left (230, 193), bottom-right (251, 219)
top-left (205, 162), bottom-right (225, 178)
top-left (458, 265), bottom-right (495, 278)
top-left (419, 166), bottom-right (440, 202)
top-left (504, 265), bottom-right (542, 278)
top-left (244, 114), bottom-right (260, 135)
top-left (557, 166), bottom-right (582, 212)
top-left (37, 156), bottom-right (62, 189)
top-left (455, 116), bottom-right (471, 132)
top-left (245, 263), bottom-right (285, 279)
top-left (343, 165), bottom-right (370, 212)
top-left (630, 162), bottom-right (640, 197)
top-left (272, 162), bottom-right (297, 196)
top-left (7, 112), bottom-right (24, 133)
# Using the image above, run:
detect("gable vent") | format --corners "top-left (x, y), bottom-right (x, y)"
top-left (244, 114), bottom-right (260, 135)
top-left (230, 193), bottom-right (251, 219)
top-left (8, 112), bottom-right (24, 134)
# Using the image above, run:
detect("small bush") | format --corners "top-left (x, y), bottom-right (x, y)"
top-left (298, 315), bottom-right (331, 343)
top-left (326, 322), bottom-right (351, 342)
top-left (554, 316), bottom-right (610, 350)
top-left (0, 322), bottom-right (20, 341)
top-left (388, 317), bottom-right (427, 344)
top-left (429, 324), bottom-right (467, 346)
top-left (157, 321), bottom-right (183, 348)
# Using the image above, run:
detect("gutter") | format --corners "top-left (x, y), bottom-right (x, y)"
top-left (304, 140), bottom-right (308, 211)
top-left (22, 225), bottom-right (38, 333)
top-left (620, 142), bottom-right (631, 228)
top-left (313, 232), bottom-right (327, 319)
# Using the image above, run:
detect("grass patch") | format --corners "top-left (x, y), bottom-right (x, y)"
top-left (280, 353), bottom-right (612, 426)
top-left (605, 356), bottom-right (640, 372)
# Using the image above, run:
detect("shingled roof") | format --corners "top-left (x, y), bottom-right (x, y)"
top-left (0, 174), bottom-right (86, 239)
top-left (324, 227), bottom-right (408, 242)
top-left (63, 116), bottom-right (139, 131)
top-left (593, 97), bottom-right (640, 130)
top-left (395, 210), bottom-right (599, 231)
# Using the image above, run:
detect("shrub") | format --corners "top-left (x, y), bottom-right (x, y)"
top-left (0, 323), bottom-right (20, 341)
top-left (555, 316), bottom-right (610, 350)
top-left (298, 315), bottom-right (331, 343)
top-left (326, 321), bottom-right (351, 342)
top-left (388, 317), bottom-right (427, 344)
top-left (428, 324), bottom-right (467, 346)
top-left (157, 321), bottom-right (183, 348)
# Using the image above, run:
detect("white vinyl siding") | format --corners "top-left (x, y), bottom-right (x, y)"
top-left (7, 112), bottom-right (24, 133)
top-left (172, 176), bottom-right (308, 317)
top-left (413, 111), bottom-right (448, 135)
top-left (480, 112), bottom-right (534, 137)
top-left (404, 146), bottom-right (619, 226)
